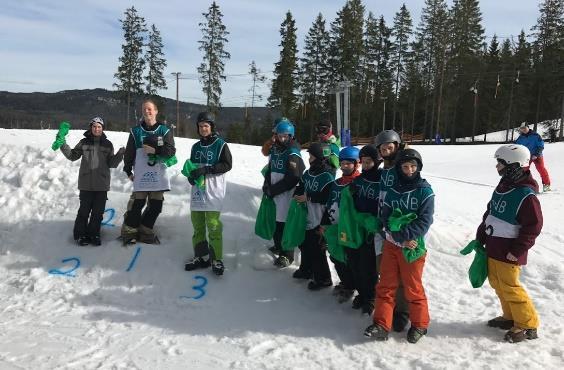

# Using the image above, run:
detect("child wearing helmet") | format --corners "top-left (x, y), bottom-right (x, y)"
top-left (365, 148), bottom-right (434, 344)
top-left (373, 129), bottom-right (411, 331)
top-left (184, 112), bottom-right (233, 276)
top-left (262, 118), bottom-right (306, 267)
top-left (293, 142), bottom-right (335, 289)
top-left (475, 144), bottom-right (542, 343)
top-left (321, 146), bottom-right (361, 303)
top-left (315, 119), bottom-right (341, 174)
top-left (344, 144), bottom-right (383, 315)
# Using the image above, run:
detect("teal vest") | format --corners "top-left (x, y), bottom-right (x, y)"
top-left (131, 124), bottom-right (170, 149)
top-left (380, 167), bottom-right (398, 193)
top-left (269, 146), bottom-right (301, 174)
top-left (190, 137), bottom-right (226, 166)
top-left (488, 187), bottom-right (535, 225)
top-left (384, 186), bottom-right (435, 215)
top-left (327, 181), bottom-right (346, 208)
top-left (302, 170), bottom-right (334, 195)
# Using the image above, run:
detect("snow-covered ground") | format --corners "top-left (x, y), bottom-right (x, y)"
top-left (0, 128), bottom-right (562, 370)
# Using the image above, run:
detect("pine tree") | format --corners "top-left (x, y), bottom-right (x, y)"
top-left (362, 12), bottom-right (381, 135)
top-left (145, 24), bottom-right (167, 95)
top-left (530, 0), bottom-right (564, 128)
top-left (376, 16), bottom-right (394, 131)
top-left (390, 4), bottom-right (413, 129)
top-left (198, 1), bottom-right (230, 113)
top-left (268, 11), bottom-right (299, 117)
top-left (299, 13), bottom-right (331, 136)
top-left (246, 60), bottom-right (267, 143)
top-left (114, 6), bottom-right (147, 126)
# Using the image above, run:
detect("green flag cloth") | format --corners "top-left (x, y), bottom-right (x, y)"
top-left (388, 208), bottom-right (426, 263)
top-left (460, 240), bottom-right (488, 288)
top-left (324, 224), bottom-right (346, 263)
top-left (149, 154), bottom-right (178, 167)
top-left (51, 121), bottom-right (71, 151)
top-left (337, 186), bottom-right (380, 249)
top-left (281, 199), bottom-right (307, 251)
top-left (254, 195), bottom-right (276, 240)
top-left (181, 159), bottom-right (205, 189)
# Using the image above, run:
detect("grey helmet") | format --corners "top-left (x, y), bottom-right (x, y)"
top-left (373, 130), bottom-right (401, 148)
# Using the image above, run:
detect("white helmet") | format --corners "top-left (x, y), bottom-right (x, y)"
top-left (494, 144), bottom-right (530, 167)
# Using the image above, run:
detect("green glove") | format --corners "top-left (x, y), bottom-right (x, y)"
top-left (181, 159), bottom-right (205, 189)
top-left (388, 208), bottom-right (426, 263)
top-left (51, 121), bottom-right (71, 151)
top-left (460, 240), bottom-right (488, 288)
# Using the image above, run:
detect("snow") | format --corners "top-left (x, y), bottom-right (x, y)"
top-left (0, 128), bottom-right (563, 369)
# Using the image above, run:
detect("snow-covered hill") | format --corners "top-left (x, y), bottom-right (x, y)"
top-left (0, 128), bottom-right (562, 369)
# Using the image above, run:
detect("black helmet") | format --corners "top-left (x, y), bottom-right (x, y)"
top-left (359, 144), bottom-right (381, 163)
top-left (197, 111), bottom-right (215, 124)
top-left (396, 148), bottom-right (423, 171)
top-left (373, 130), bottom-right (401, 148)
top-left (308, 142), bottom-right (331, 160)
top-left (316, 118), bottom-right (332, 135)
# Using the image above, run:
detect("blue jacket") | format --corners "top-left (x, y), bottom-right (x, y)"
top-left (515, 130), bottom-right (544, 157)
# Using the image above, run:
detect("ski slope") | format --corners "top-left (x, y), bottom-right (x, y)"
top-left (0, 128), bottom-right (563, 369)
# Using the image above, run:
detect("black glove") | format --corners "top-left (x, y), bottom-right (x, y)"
top-left (262, 183), bottom-right (273, 198)
top-left (188, 177), bottom-right (196, 186)
top-left (190, 166), bottom-right (211, 179)
top-left (349, 183), bottom-right (358, 197)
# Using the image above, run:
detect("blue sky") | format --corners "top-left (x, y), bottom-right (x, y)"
top-left (0, 0), bottom-right (541, 107)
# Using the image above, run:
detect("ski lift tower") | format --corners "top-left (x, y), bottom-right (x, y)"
top-left (333, 80), bottom-right (353, 146)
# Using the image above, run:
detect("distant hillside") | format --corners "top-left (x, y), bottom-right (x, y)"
top-left (0, 89), bottom-right (271, 137)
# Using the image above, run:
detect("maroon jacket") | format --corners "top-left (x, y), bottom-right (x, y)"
top-left (476, 172), bottom-right (543, 265)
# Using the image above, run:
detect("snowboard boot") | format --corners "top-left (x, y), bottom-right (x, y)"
top-left (268, 245), bottom-right (281, 255)
top-left (504, 327), bottom-right (538, 343)
top-left (184, 256), bottom-right (211, 271)
top-left (307, 279), bottom-right (332, 291)
top-left (77, 236), bottom-right (90, 246)
top-left (292, 268), bottom-right (312, 280)
top-left (90, 236), bottom-right (101, 246)
top-left (487, 316), bottom-right (514, 330)
top-left (211, 260), bottom-right (225, 276)
top-left (337, 288), bottom-right (355, 303)
top-left (364, 324), bottom-right (389, 341)
top-left (138, 225), bottom-right (160, 244)
top-left (392, 310), bottom-right (410, 332)
top-left (352, 295), bottom-right (363, 310)
top-left (273, 255), bottom-right (293, 268)
top-left (332, 282), bottom-right (345, 296)
top-left (407, 326), bottom-right (427, 344)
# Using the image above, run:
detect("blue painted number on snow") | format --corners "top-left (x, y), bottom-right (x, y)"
top-left (49, 257), bottom-right (81, 277)
top-left (125, 247), bottom-right (141, 272)
top-left (180, 275), bottom-right (208, 300)
top-left (101, 208), bottom-right (116, 227)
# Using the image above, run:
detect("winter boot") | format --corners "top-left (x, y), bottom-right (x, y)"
top-left (90, 236), bottom-right (101, 246)
top-left (307, 279), bottom-right (332, 291)
top-left (392, 310), bottom-right (410, 332)
top-left (487, 316), bottom-right (514, 330)
top-left (292, 268), bottom-right (312, 280)
top-left (121, 225), bottom-right (138, 246)
top-left (184, 256), bottom-right (211, 271)
top-left (336, 288), bottom-right (355, 303)
top-left (211, 260), bottom-right (225, 276)
top-left (352, 295), bottom-right (363, 310)
top-left (407, 326), bottom-right (427, 344)
top-left (268, 245), bottom-right (281, 255)
top-left (364, 324), bottom-right (389, 341)
top-left (273, 255), bottom-right (293, 268)
top-left (138, 225), bottom-right (160, 244)
top-left (504, 327), bottom-right (538, 343)
top-left (77, 236), bottom-right (90, 246)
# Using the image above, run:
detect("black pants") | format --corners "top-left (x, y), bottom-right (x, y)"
top-left (74, 190), bottom-right (107, 240)
top-left (298, 228), bottom-right (331, 284)
top-left (123, 191), bottom-right (164, 230)
top-left (345, 238), bottom-right (378, 307)
top-left (330, 256), bottom-right (354, 290)
top-left (273, 221), bottom-right (294, 260)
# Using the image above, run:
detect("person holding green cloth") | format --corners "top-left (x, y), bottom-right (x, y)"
top-left (315, 119), bottom-right (341, 175)
top-left (184, 112), bottom-right (232, 276)
top-left (365, 149), bottom-right (435, 344)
